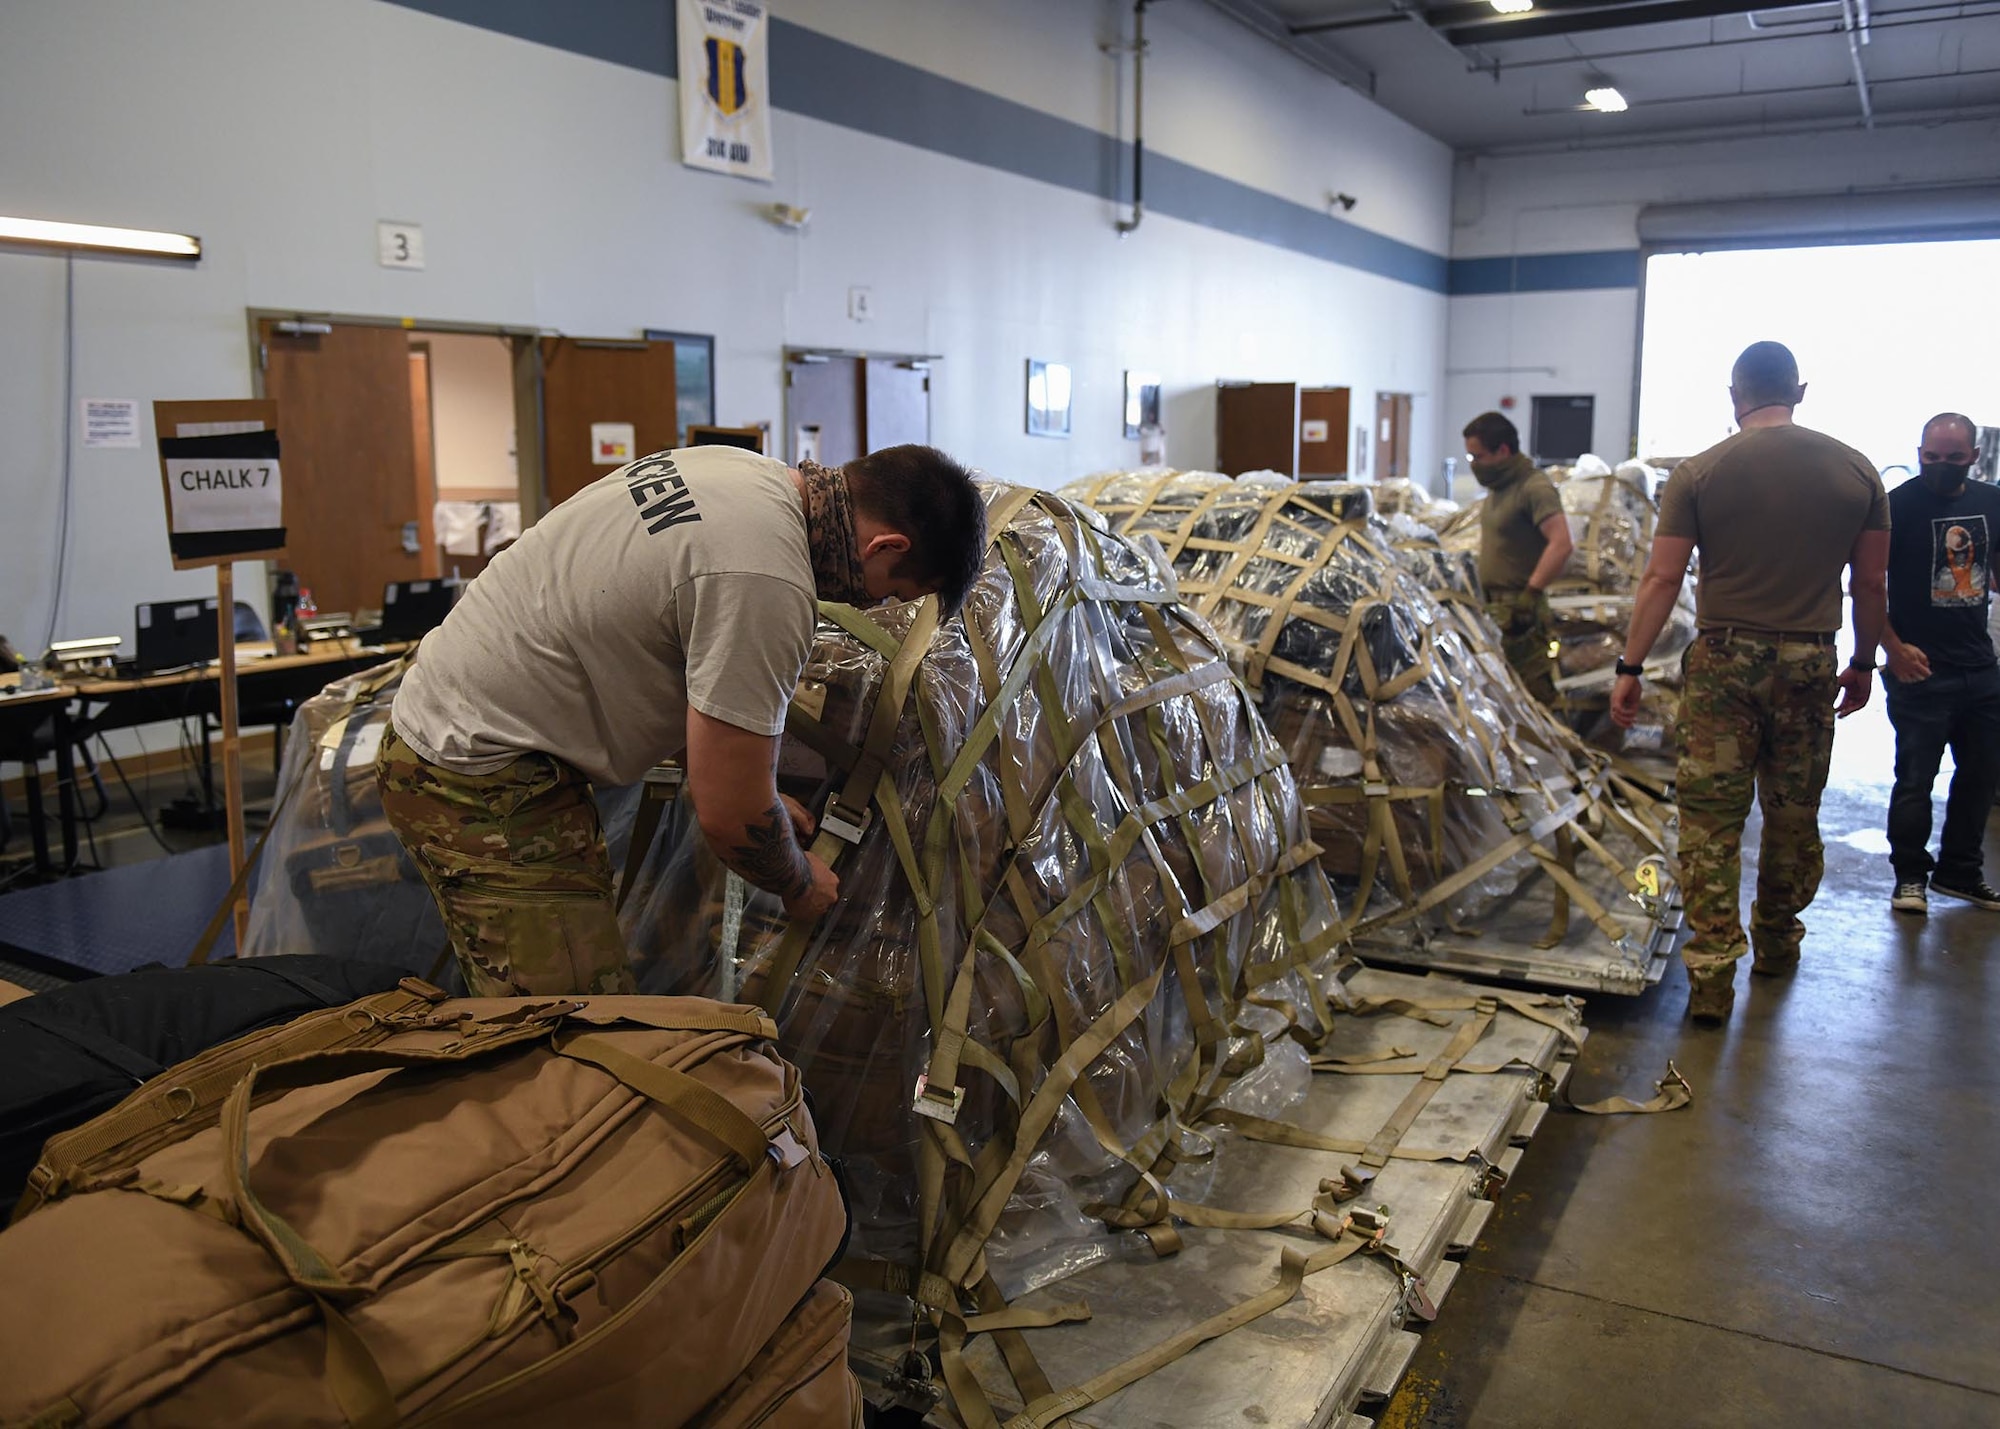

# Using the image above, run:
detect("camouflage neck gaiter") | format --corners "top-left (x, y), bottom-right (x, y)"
top-left (800, 460), bottom-right (870, 606)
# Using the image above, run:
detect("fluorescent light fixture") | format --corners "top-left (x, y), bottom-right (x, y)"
top-left (0, 215), bottom-right (201, 260)
top-left (1585, 86), bottom-right (1629, 112)
top-left (1490, 0), bottom-right (1535, 13)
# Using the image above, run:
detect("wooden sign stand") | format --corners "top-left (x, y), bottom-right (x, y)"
top-left (154, 399), bottom-right (285, 956)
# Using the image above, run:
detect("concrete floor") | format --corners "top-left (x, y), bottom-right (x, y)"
top-left (1382, 695), bottom-right (2000, 1428)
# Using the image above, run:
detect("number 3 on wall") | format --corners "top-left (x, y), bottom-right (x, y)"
top-left (377, 221), bottom-right (426, 270)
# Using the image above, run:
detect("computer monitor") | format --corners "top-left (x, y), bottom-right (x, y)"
top-left (378, 579), bottom-right (458, 642)
top-left (134, 598), bottom-right (220, 674)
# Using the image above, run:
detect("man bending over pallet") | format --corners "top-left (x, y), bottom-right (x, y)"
top-left (377, 443), bottom-right (987, 997)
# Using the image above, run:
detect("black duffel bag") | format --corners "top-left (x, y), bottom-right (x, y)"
top-left (0, 955), bottom-right (409, 1215)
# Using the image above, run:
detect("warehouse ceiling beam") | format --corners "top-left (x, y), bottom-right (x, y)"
top-left (1445, 0), bottom-right (1842, 44)
top-left (1517, 61), bottom-right (2000, 110)
top-left (1478, 3), bottom-right (2000, 70)
top-left (1199, 0), bottom-right (1381, 93)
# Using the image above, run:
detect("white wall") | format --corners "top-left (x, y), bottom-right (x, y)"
top-left (1445, 116), bottom-right (2000, 464)
top-left (423, 333), bottom-right (516, 495)
top-left (0, 0), bottom-right (1451, 661)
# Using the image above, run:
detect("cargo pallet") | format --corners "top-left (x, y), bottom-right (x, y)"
top-left (852, 966), bottom-right (1580, 1427)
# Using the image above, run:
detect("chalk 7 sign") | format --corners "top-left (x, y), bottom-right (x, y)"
top-left (154, 399), bottom-right (286, 569)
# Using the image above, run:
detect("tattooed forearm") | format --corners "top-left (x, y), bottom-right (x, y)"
top-left (722, 801), bottom-right (813, 901)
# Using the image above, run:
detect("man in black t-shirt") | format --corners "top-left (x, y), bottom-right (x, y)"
top-left (1883, 412), bottom-right (2000, 915)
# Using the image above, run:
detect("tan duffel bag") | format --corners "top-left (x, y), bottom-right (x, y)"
top-left (0, 986), bottom-right (859, 1428)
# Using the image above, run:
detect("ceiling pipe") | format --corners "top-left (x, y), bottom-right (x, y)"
top-left (1198, 0), bottom-right (1379, 93)
top-left (1839, 0), bottom-right (1876, 126)
top-left (1517, 62), bottom-right (2000, 112)
top-left (1481, 3), bottom-right (2000, 69)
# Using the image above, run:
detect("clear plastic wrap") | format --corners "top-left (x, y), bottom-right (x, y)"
top-left (239, 661), bottom-right (455, 983)
top-left (1066, 470), bottom-right (1673, 963)
top-left (618, 483), bottom-right (1346, 1292)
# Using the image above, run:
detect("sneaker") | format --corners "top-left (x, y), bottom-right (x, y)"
top-left (1687, 973), bottom-right (1735, 1025)
top-left (1891, 880), bottom-right (1929, 915)
top-left (1929, 878), bottom-right (2000, 911)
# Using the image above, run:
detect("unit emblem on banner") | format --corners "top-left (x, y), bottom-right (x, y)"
top-left (679, 0), bottom-right (774, 182)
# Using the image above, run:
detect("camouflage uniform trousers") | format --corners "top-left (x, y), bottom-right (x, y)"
top-left (376, 723), bottom-right (636, 998)
top-left (1674, 631), bottom-right (1838, 981)
top-left (1485, 587), bottom-right (1564, 711)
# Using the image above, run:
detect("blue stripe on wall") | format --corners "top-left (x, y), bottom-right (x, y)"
top-left (1448, 250), bottom-right (1640, 295)
top-left (383, 0), bottom-right (1450, 293)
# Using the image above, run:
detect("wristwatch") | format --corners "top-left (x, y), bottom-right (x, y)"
top-left (1614, 658), bottom-right (1644, 678)
top-left (1848, 655), bottom-right (1878, 672)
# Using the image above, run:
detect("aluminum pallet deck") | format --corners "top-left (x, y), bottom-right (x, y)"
top-left (1350, 839), bottom-right (1682, 995)
top-left (851, 966), bottom-right (1580, 1427)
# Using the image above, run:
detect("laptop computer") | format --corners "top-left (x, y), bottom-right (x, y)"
top-left (359, 579), bottom-right (458, 645)
top-left (134, 599), bottom-right (220, 674)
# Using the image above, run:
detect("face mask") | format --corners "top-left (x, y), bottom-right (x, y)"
top-left (800, 460), bottom-right (874, 605)
top-left (1920, 461), bottom-right (1973, 496)
top-left (1471, 457), bottom-right (1512, 489)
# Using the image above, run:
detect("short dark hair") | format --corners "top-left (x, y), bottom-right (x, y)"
top-left (1923, 411), bottom-right (1978, 447)
top-left (844, 444), bottom-right (988, 617)
top-left (1731, 341), bottom-right (1801, 406)
top-left (1462, 411), bottom-right (1519, 456)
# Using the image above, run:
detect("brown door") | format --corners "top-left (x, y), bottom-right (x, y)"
top-left (540, 338), bottom-right (679, 509)
top-left (407, 345), bottom-right (442, 580)
top-left (260, 320), bottom-right (423, 616)
top-left (1298, 387), bottom-right (1351, 477)
top-left (787, 354), bottom-right (864, 466)
top-left (1216, 381), bottom-right (1298, 477)
top-left (1376, 392), bottom-right (1413, 481)
top-left (864, 359), bottom-right (930, 450)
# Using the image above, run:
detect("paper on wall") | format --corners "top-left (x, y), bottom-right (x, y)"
top-left (433, 501), bottom-right (485, 556)
top-left (82, 399), bottom-right (140, 448)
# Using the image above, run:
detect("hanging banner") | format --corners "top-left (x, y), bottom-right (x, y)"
top-left (678, 0), bottom-right (774, 182)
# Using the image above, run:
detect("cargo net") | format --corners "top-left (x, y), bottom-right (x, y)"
top-left (617, 483), bottom-right (1348, 1302)
top-left (1065, 470), bottom-right (1675, 981)
top-left (1439, 457), bottom-right (1695, 769)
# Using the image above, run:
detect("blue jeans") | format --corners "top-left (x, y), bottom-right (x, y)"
top-left (1884, 663), bottom-right (2000, 884)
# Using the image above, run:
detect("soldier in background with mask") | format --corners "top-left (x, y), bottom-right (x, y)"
top-left (1463, 411), bottom-right (1573, 708)
top-left (1611, 341), bottom-right (1888, 1025)
top-left (1882, 413), bottom-right (2000, 915)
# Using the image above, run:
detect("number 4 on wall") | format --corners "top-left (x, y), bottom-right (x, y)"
top-left (377, 221), bottom-right (425, 270)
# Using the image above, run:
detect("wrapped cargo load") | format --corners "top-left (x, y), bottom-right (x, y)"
top-left (1067, 470), bottom-right (1677, 994)
top-left (617, 483), bottom-right (1347, 1301)
top-left (239, 660), bottom-right (453, 981)
top-left (1439, 459), bottom-right (1694, 767)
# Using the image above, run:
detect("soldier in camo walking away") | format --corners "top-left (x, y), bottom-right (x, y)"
top-left (379, 443), bottom-right (987, 998)
top-left (1463, 410), bottom-right (1574, 710)
top-left (1611, 342), bottom-right (1889, 1025)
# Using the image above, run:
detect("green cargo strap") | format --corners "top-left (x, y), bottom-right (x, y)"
top-left (1360, 1005), bottom-right (1496, 1170)
top-left (615, 763), bottom-right (684, 915)
top-left (555, 1032), bottom-right (774, 1171)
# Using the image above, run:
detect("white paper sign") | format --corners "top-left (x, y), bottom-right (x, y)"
top-left (591, 422), bottom-right (636, 465)
top-left (377, 221), bottom-right (425, 269)
top-left (1301, 419), bottom-right (1330, 444)
top-left (164, 456), bottom-right (282, 533)
top-left (82, 399), bottom-right (141, 448)
top-left (679, 0), bottom-right (774, 182)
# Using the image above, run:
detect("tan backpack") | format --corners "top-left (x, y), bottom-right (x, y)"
top-left (0, 988), bottom-right (859, 1428)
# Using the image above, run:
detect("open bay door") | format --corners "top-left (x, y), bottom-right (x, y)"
top-left (259, 320), bottom-right (424, 616)
top-left (539, 337), bottom-right (679, 508)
